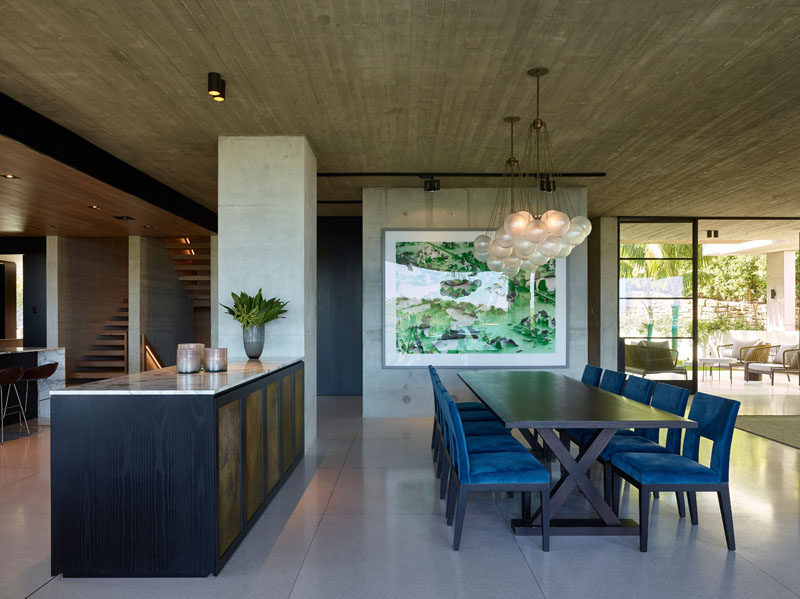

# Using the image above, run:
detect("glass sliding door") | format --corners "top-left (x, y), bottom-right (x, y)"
top-left (618, 219), bottom-right (698, 391)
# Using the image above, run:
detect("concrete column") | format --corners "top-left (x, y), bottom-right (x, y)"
top-left (587, 217), bottom-right (619, 371)
top-left (128, 236), bottom-right (142, 373)
top-left (210, 235), bottom-right (219, 345)
top-left (766, 251), bottom-right (796, 331)
top-left (45, 236), bottom-right (58, 347)
top-left (217, 135), bottom-right (317, 448)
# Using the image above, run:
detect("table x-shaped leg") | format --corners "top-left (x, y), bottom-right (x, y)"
top-left (533, 427), bottom-right (622, 526)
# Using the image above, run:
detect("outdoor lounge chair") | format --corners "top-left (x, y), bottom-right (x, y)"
top-left (717, 341), bottom-right (778, 381)
top-left (748, 347), bottom-right (799, 385)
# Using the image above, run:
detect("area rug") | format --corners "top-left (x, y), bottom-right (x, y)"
top-left (735, 416), bottom-right (800, 450)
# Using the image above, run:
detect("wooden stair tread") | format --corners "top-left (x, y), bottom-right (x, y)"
top-left (179, 275), bottom-right (211, 281)
top-left (172, 264), bottom-right (211, 270)
top-left (77, 360), bottom-right (126, 367)
top-left (85, 350), bottom-right (126, 356)
top-left (163, 242), bottom-right (210, 249)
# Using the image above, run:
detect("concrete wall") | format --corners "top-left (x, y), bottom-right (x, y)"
top-left (216, 135), bottom-right (317, 449)
top-left (766, 251), bottom-right (797, 331)
top-left (129, 236), bottom-right (195, 370)
top-left (362, 187), bottom-right (588, 418)
top-left (587, 217), bottom-right (620, 371)
top-left (57, 237), bottom-right (128, 375)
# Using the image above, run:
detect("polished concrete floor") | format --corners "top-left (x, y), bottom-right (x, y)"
top-left (1, 391), bottom-right (799, 599)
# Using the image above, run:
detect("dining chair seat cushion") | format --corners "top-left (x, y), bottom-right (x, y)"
top-left (466, 435), bottom-right (528, 454)
top-left (466, 452), bottom-right (550, 485)
top-left (456, 402), bottom-right (489, 411)
top-left (611, 452), bottom-right (721, 485)
top-left (461, 421), bottom-right (510, 436)
top-left (598, 435), bottom-right (672, 461)
top-left (458, 410), bottom-right (498, 422)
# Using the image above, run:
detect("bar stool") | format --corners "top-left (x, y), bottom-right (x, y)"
top-left (18, 363), bottom-right (58, 433)
top-left (0, 366), bottom-right (25, 444)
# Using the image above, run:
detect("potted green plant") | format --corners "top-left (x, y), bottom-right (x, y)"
top-left (221, 289), bottom-right (288, 359)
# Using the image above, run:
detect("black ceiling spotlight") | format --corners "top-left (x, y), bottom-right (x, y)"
top-left (208, 72), bottom-right (226, 102)
top-left (113, 215), bottom-right (135, 221)
top-left (423, 176), bottom-right (440, 192)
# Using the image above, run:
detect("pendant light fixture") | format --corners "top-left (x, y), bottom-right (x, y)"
top-left (473, 68), bottom-right (591, 276)
top-left (208, 72), bottom-right (226, 102)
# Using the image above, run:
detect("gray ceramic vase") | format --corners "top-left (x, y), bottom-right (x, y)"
top-left (242, 324), bottom-right (265, 359)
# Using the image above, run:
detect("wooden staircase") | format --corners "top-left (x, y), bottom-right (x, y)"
top-left (68, 300), bottom-right (129, 383)
top-left (163, 237), bottom-right (211, 308)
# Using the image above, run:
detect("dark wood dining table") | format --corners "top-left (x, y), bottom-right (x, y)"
top-left (458, 370), bottom-right (697, 536)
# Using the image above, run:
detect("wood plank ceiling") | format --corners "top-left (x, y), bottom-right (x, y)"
top-left (0, 0), bottom-right (798, 218)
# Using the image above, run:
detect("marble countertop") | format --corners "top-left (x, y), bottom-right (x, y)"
top-left (0, 347), bottom-right (63, 356)
top-left (51, 357), bottom-right (303, 396)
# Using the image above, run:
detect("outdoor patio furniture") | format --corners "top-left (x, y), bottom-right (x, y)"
top-left (696, 357), bottom-right (738, 381)
top-left (717, 340), bottom-right (777, 381)
top-left (748, 347), bottom-right (800, 385)
top-left (625, 341), bottom-right (687, 379)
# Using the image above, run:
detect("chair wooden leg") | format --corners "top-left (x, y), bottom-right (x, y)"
top-left (431, 421), bottom-right (437, 450)
top-left (718, 487), bottom-right (735, 550)
top-left (611, 472), bottom-right (622, 516)
top-left (540, 490), bottom-right (550, 552)
top-left (687, 491), bottom-right (698, 525)
top-left (439, 462), bottom-right (450, 499)
top-left (521, 491), bottom-right (531, 520)
top-left (639, 487), bottom-right (650, 552)
top-left (675, 491), bottom-right (686, 518)
top-left (452, 489), bottom-right (469, 550)
top-left (435, 448), bottom-right (445, 479)
top-left (446, 475), bottom-right (459, 525)
top-left (507, 491), bottom-right (514, 498)
top-left (432, 432), bottom-right (439, 462)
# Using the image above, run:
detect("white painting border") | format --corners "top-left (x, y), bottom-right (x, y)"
top-left (383, 229), bottom-right (568, 368)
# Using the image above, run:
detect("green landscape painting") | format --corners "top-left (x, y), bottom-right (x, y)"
top-left (391, 240), bottom-right (557, 358)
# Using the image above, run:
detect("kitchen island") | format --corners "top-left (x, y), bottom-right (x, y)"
top-left (50, 358), bottom-right (305, 577)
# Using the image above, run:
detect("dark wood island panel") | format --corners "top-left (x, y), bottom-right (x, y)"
top-left (51, 359), bottom-right (304, 577)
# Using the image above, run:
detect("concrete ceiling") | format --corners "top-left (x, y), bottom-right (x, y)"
top-left (0, 1), bottom-right (799, 218)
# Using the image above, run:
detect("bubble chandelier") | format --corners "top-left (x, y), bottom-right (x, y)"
top-left (473, 68), bottom-right (591, 277)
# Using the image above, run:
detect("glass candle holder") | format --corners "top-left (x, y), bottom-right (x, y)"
top-left (178, 343), bottom-right (205, 351)
top-left (203, 347), bottom-right (228, 372)
top-left (176, 348), bottom-right (203, 373)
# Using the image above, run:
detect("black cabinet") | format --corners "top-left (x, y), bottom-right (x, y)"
top-left (51, 360), bottom-right (305, 577)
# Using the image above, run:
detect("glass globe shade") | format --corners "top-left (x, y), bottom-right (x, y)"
top-left (473, 234), bottom-right (492, 251)
top-left (486, 258), bottom-right (504, 272)
top-left (473, 248), bottom-right (489, 261)
top-left (503, 213), bottom-right (528, 237)
top-left (543, 210), bottom-right (570, 237)
top-left (519, 259), bottom-right (536, 272)
top-left (565, 222), bottom-right (586, 246)
top-left (528, 250), bottom-right (549, 266)
top-left (512, 236), bottom-right (536, 257)
top-left (555, 242), bottom-right (573, 258)
top-left (517, 210), bottom-right (534, 223)
top-left (524, 219), bottom-right (549, 244)
top-left (570, 215), bottom-right (592, 236)
top-left (495, 226), bottom-right (514, 248)
top-left (538, 236), bottom-right (561, 258)
top-left (489, 242), bottom-right (512, 259)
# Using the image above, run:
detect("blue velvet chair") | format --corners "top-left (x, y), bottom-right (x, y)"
top-left (599, 369), bottom-right (627, 394)
top-left (611, 391), bottom-right (740, 551)
top-left (581, 374), bottom-right (655, 444)
top-left (429, 366), bottom-right (495, 464)
top-left (581, 364), bottom-right (603, 386)
top-left (595, 383), bottom-right (691, 511)
top-left (438, 384), bottom-right (551, 551)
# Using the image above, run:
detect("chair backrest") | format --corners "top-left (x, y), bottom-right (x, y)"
top-left (0, 366), bottom-right (24, 386)
top-left (599, 369), bottom-right (626, 394)
top-left (645, 383), bottom-right (691, 451)
top-left (682, 392), bottom-right (741, 482)
top-left (622, 375), bottom-right (655, 405)
top-left (581, 365), bottom-right (603, 387)
top-left (429, 365), bottom-right (442, 421)
top-left (438, 382), bottom-right (470, 478)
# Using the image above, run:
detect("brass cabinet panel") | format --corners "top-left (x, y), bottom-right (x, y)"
top-left (217, 400), bottom-right (241, 558)
top-left (281, 374), bottom-right (293, 474)
top-left (294, 368), bottom-right (304, 457)
top-left (245, 390), bottom-right (263, 521)
top-left (266, 381), bottom-right (280, 493)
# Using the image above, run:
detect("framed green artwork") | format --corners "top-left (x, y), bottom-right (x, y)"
top-left (383, 229), bottom-right (567, 368)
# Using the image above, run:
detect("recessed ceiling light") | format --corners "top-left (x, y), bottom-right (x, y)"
top-left (88, 205), bottom-right (101, 209)
top-left (142, 225), bottom-right (154, 229)
top-left (113, 215), bottom-right (135, 221)
top-left (3, 173), bottom-right (20, 179)
top-left (49, 225), bottom-right (61, 229)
